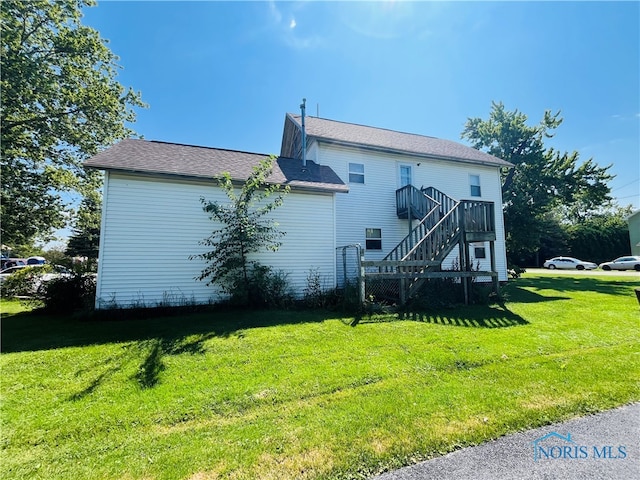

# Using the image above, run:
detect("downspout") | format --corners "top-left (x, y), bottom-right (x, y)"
top-left (300, 98), bottom-right (306, 167)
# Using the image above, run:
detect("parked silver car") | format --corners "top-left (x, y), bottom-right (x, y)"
top-left (598, 256), bottom-right (640, 271)
top-left (543, 257), bottom-right (598, 270)
top-left (0, 264), bottom-right (71, 285)
top-left (0, 265), bottom-right (27, 283)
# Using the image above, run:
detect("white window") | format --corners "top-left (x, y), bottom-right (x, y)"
top-left (470, 174), bottom-right (481, 197)
top-left (399, 165), bottom-right (412, 187)
top-left (365, 228), bottom-right (382, 250)
top-left (349, 163), bottom-right (365, 184)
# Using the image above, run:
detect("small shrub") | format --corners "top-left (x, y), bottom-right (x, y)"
top-left (227, 264), bottom-right (294, 308)
top-left (470, 283), bottom-right (495, 305)
top-left (1, 265), bottom-right (53, 298)
top-left (409, 277), bottom-right (464, 309)
top-left (41, 273), bottom-right (96, 314)
top-left (334, 280), bottom-right (362, 313)
top-left (303, 267), bottom-right (324, 308)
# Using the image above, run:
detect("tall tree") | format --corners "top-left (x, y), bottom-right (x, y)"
top-left (191, 156), bottom-right (290, 304)
top-left (1, 0), bottom-right (144, 246)
top-left (462, 102), bottom-right (613, 263)
top-left (65, 169), bottom-right (102, 261)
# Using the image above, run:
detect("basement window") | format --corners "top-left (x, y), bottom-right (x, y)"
top-left (365, 228), bottom-right (382, 250)
top-left (474, 243), bottom-right (487, 259)
top-left (349, 163), bottom-right (365, 184)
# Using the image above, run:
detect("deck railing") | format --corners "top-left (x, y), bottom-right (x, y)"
top-left (460, 200), bottom-right (495, 235)
top-left (395, 185), bottom-right (438, 219)
top-left (404, 203), bottom-right (461, 263)
top-left (422, 187), bottom-right (458, 217)
top-left (383, 187), bottom-right (459, 268)
top-left (361, 188), bottom-right (498, 304)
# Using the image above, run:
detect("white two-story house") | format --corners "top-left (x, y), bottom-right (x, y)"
top-left (85, 109), bottom-right (511, 308)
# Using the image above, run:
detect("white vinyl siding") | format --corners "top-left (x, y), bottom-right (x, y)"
top-left (317, 143), bottom-right (509, 281)
top-left (95, 172), bottom-right (336, 308)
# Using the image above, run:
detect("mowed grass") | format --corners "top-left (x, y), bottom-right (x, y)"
top-left (1, 273), bottom-right (639, 479)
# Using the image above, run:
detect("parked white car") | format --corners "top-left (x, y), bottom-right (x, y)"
top-left (543, 257), bottom-right (598, 270)
top-left (0, 265), bottom-right (27, 283)
top-left (0, 264), bottom-right (71, 285)
top-left (598, 256), bottom-right (640, 271)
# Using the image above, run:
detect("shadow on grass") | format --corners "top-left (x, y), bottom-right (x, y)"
top-left (516, 275), bottom-right (638, 297)
top-left (0, 307), bottom-right (333, 354)
top-left (136, 339), bottom-right (165, 389)
top-left (4, 276), bottom-right (634, 355)
top-left (0, 282), bottom-right (557, 355)
top-left (504, 286), bottom-right (570, 304)
top-left (132, 334), bottom-right (221, 389)
top-left (0, 308), bottom-right (334, 396)
top-left (68, 365), bottom-right (122, 401)
top-left (355, 302), bottom-right (529, 328)
top-left (64, 335), bottom-right (216, 398)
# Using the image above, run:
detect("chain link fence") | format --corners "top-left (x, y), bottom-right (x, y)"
top-left (336, 245), bottom-right (401, 305)
top-left (336, 245), bottom-right (498, 308)
top-left (335, 244), bottom-right (361, 290)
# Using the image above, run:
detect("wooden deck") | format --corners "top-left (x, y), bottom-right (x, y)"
top-left (356, 186), bottom-right (500, 304)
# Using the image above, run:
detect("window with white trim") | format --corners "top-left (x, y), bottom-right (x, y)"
top-left (399, 165), bottom-right (412, 187)
top-left (349, 163), bottom-right (365, 184)
top-left (365, 228), bottom-right (382, 250)
top-left (473, 243), bottom-right (486, 259)
top-left (470, 174), bottom-right (481, 197)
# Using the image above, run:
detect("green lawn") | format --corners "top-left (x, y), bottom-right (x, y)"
top-left (1, 273), bottom-right (639, 479)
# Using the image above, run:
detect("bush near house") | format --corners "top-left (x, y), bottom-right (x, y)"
top-left (40, 273), bottom-right (96, 314)
top-left (1, 265), bottom-right (53, 298)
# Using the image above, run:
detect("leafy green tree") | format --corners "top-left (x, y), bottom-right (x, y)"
top-left (43, 246), bottom-right (74, 269)
top-left (65, 170), bottom-right (102, 261)
top-left (462, 102), bottom-right (613, 263)
top-left (191, 156), bottom-right (290, 304)
top-left (1, 0), bottom-right (144, 246)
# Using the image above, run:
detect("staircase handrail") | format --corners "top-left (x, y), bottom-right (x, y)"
top-left (402, 201), bottom-right (460, 261)
top-left (421, 186), bottom-right (458, 214)
top-left (382, 204), bottom-right (440, 263)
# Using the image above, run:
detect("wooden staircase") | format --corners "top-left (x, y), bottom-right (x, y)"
top-left (363, 185), bottom-right (497, 303)
top-left (387, 185), bottom-right (460, 266)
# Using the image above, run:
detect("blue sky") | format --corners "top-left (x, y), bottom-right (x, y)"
top-left (82, 0), bottom-right (639, 210)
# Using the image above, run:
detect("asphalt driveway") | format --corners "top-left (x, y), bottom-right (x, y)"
top-left (372, 403), bottom-right (639, 480)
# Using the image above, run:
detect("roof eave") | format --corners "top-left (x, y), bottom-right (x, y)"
top-left (312, 137), bottom-right (513, 168)
top-left (85, 164), bottom-right (348, 194)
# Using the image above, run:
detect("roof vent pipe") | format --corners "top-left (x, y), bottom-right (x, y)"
top-left (300, 98), bottom-right (307, 167)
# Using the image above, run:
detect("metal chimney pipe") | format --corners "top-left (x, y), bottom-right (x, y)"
top-left (300, 98), bottom-right (307, 167)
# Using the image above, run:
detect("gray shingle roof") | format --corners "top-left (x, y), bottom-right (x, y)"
top-left (84, 139), bottom-right (348, 193)
top-left (288, 114), bottom-right (512, 168)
